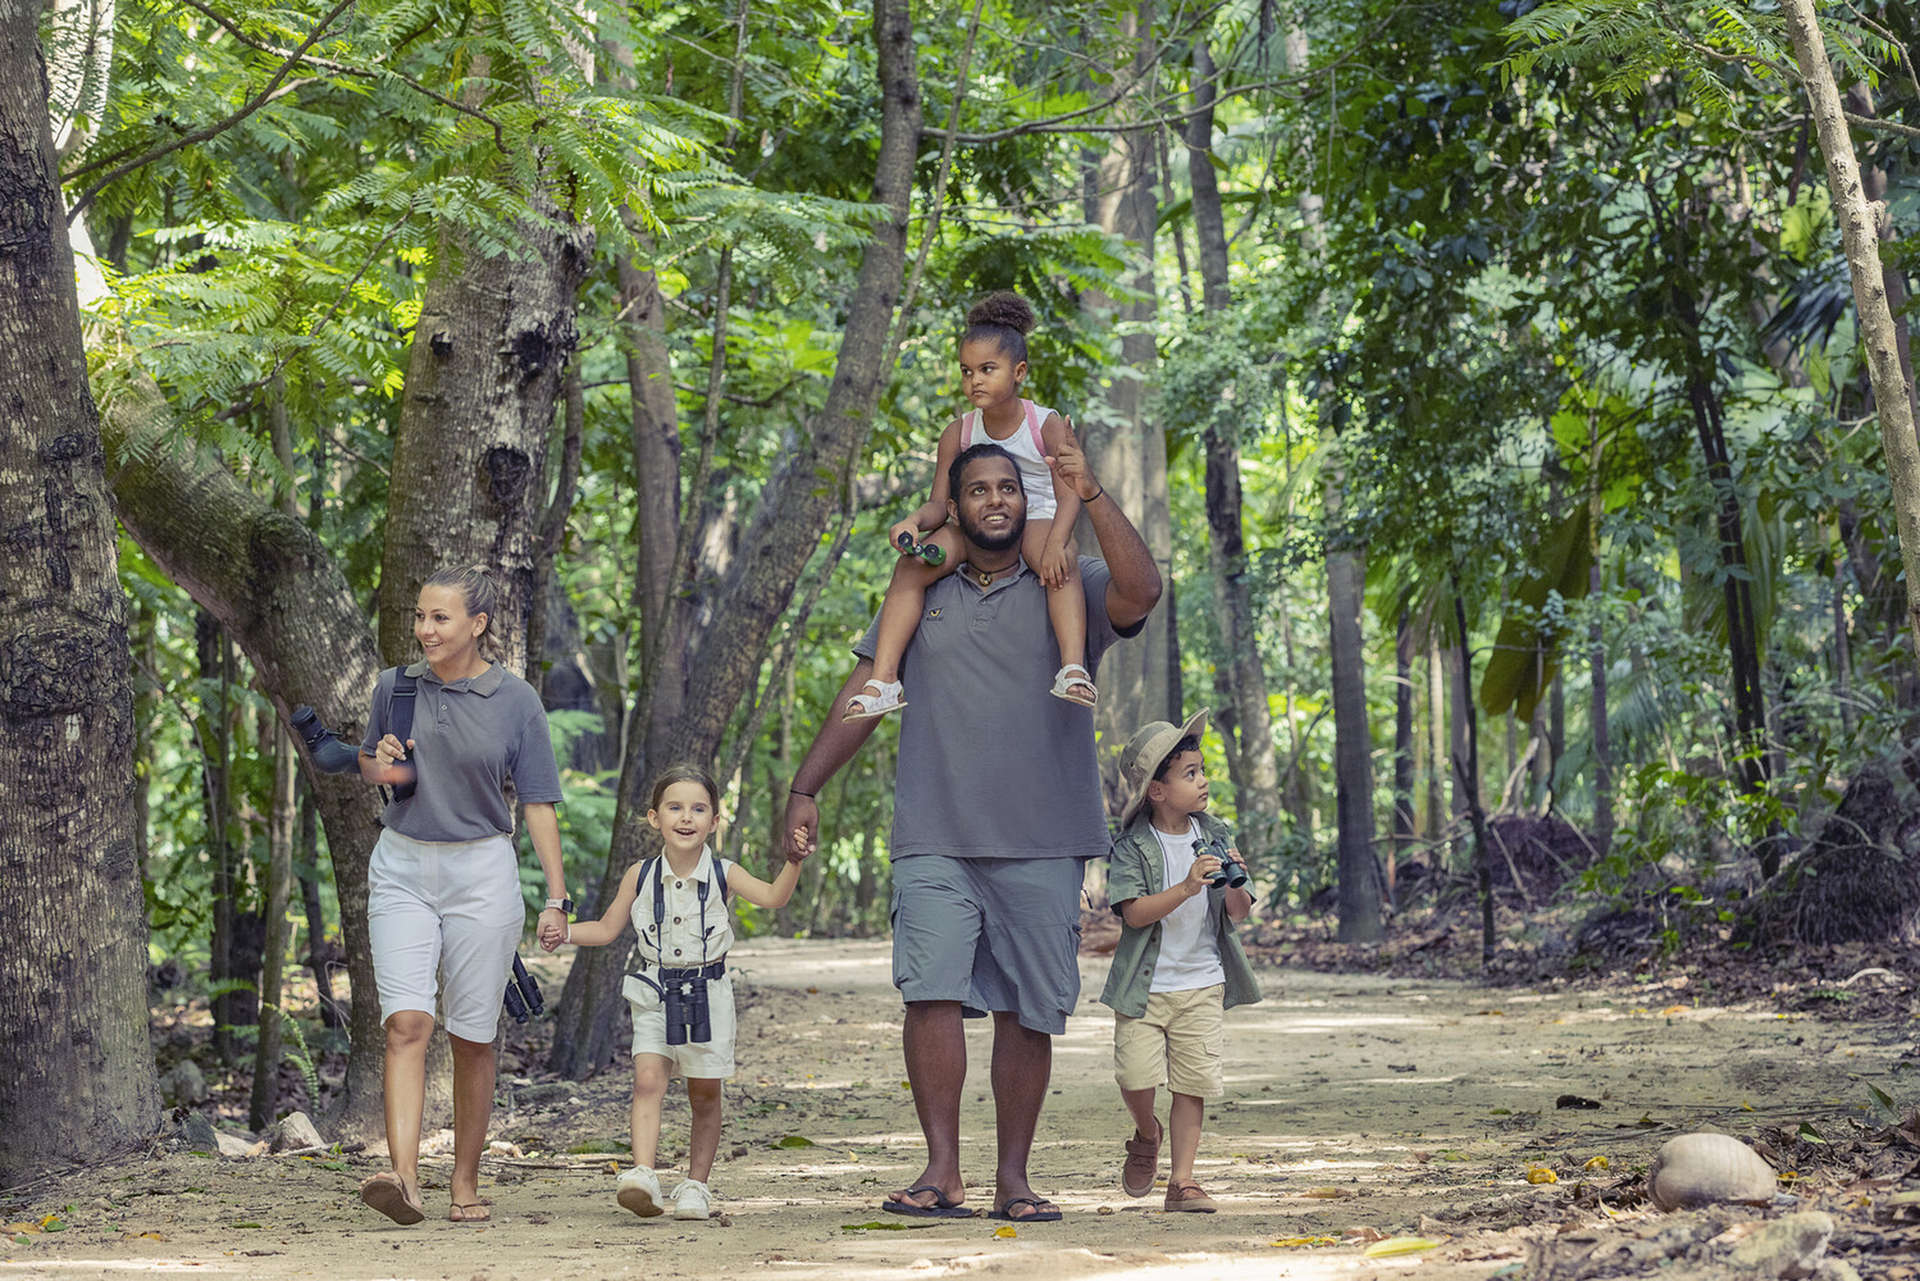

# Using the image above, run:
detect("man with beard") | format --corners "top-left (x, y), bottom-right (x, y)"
top-left (784, 428), bottom-right (1162, 1223)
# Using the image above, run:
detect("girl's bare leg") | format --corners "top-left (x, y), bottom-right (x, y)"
top-left (864, 526), bottom-right (964, 686)
top-left (1021, 517), bottom-right (1089, 697)
top-left (685, 1078), bottom-right (724, 1182)
top-left (631, 1054), bottom-right (670, 1168)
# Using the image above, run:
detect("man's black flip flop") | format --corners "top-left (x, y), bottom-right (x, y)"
top-left (987, 1196), bottom-right (1062, 1222)
top-left (881, 1185), bottom-right (973, 1218)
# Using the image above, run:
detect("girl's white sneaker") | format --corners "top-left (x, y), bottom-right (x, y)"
top-left (671, 1178), bottom-right (712, 1221)
top-left (616, 1165), bottom-right (664, 1217)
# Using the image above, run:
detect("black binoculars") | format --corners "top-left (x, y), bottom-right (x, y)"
top-left (291, 703), bottom-right (415, 799)
top-left (662, 975), bottom-right (713, 1046)
top-left (1198, 835), bottom-right (1249, 890)
top-left (290, 704), bottom-right (363, 775)
top-left (896, 530), bottom-right (946, 566)
top-left (502, 955), bottom-right (544, 1023)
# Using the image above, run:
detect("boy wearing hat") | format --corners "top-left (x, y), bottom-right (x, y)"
top-left (1099, 710), bottom-right (1260, 1213)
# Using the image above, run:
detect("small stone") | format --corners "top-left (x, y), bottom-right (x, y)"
top-left (1723, 1211), bottom-right (1834, 1280)
top-left (1649, 1133), bottom-right (1777, 1210)
top-left (214, 1129), bottom-right (257, 1159)
top-left (181, 1111), bottom-right (219, 1152)
top-left (1814, 1261), bottom-right (1863, 1281)
top-left (271, 1111), bottom-right (325, 1152)
top-left (160, 1060), bottom-right (209, 1107)
top-left (515, 1082), bottom-right (572, 1108)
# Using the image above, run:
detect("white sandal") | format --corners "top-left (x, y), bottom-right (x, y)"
top-left (1050, 664), bottom-right (1097, 707)
top-left (843, 678), bottom-right (907, 722)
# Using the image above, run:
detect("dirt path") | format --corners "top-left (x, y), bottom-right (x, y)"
top-left (2, 940), bottom-right (1906, 1280)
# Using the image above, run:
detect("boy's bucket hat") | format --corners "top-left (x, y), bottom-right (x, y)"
top-left (1118, 708), bottom-right (1210, 828)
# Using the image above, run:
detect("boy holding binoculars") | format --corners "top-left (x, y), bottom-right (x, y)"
top-left (1100, 710), bottom-right (1261, 1213)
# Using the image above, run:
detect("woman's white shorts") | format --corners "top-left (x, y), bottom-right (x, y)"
top-left (367, 828), bottom-right (523, 1042)
top-left (626, 971), bottom-right (736, 1079)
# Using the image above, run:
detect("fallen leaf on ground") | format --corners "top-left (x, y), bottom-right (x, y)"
top-left (1525, 1165), bottom-right (1558, 1184)
top-left (1365, 1236), bottom-right (1443, 1257)
top-left (1304, 1187), bottom-right (1353, 1199)
top-left (993, 1225), bottom-right (1016, 1238)
top-left (1272, 1235), bottom-right (1340, 1248)
top-left (1583, 1156), bottom-right (1610, 1171)
top-left (1344, 1225), bottom-right (1386, 1242)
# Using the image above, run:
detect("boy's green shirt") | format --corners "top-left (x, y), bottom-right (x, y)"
top-left (1098, 809), bottom-right (1263, 1019)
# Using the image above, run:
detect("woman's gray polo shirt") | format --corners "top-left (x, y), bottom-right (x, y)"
top-left (361, 661), bottom-right (563, 842)
top-left (854, 555), bottom-right (1135, 860)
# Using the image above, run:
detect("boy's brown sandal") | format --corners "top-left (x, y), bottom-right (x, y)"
top-left (1163, 1181), bottom-right (1217, 1213)
top-left (1121, 1119), bottom-right (1163, 1198)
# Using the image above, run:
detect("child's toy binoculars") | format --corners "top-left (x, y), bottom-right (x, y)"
top-left (895, 530), bottom-right (946, 566)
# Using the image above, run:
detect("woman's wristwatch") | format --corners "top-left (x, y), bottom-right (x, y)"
top-left (544, 896), bottom-right (573, 917)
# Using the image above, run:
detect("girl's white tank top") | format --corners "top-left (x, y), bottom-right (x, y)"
top-left (959, 399), bottom-right (1058, 520)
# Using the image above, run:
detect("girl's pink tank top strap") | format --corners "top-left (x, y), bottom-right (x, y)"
top-left (1022, 399), bottom-right (1047, 456)
top-left (959, 409), bottom-right (977, 450)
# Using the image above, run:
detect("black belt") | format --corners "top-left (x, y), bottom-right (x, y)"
top-left (654, 960), bottom-right (725, 983)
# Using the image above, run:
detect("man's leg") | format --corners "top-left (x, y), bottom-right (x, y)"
top-left (989, 1011), bottom-right (1052, 1212)
top-left (891, 999), bottom-right (967, 1208)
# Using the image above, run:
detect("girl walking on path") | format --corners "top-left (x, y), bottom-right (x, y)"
top-left (548, 765), bottom-right (804, 1221)
top-left (355, 565), bottom-right (570, 1225)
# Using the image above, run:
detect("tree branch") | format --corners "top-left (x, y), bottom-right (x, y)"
top-left (64, 0), bottom-right (358, 222)
top-left (1844, 110), bottom-right (1920, 139)
top-left (166, 0), bottom-right (508, 152)
top-left (932, 2), bottom-right (1404, 144)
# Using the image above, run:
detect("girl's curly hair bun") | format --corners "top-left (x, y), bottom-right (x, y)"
top-left (965, 291), bottom-right (1035, 335)
top-left (963, 292), bottom-right (1036, 363)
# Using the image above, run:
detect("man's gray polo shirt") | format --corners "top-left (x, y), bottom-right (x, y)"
top-left (361, 660), bottom-right (563, 842)
top-left (855, 555), bottom-right (1136, 860)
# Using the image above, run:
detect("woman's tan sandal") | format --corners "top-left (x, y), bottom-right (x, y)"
top-left (1163, 1180), bottom-right (1217, 1213)
top-left (842, 678), bottom-right (907, 722)
top-left (1050, 664), bottom-right (1097, 707)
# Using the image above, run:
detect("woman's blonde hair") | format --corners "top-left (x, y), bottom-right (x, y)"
top-left (422, 564), bottom-right (502, 660)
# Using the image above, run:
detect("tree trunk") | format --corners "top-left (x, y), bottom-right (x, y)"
top-left (1426, 631), bottom-right (1446, 841)
top-left (1325, 448), bottom-right (1380, 943)
top-left (101, 373), bottom-right (390, 1136)
top-left (0, 7), bottom-right (159, 1180)
top-left (251, 726), bottom-right (298, 1129)
top-left (197, 609), bottom-right (238, 1059)
top-left (1781, 0), bottom-right (1920, 667)
top-left (1085, 0), bottom-right (1175, 761)
top-left (296, 790), bottom-right (343, 1028)
top-left (377, 209), bottom-right (591, 672)
top-left (1451, 583), bottom-right (1495, 965)
top-left (1185, 38), bottom-right (1282, 866)
top-left (1392, 609), bottom-right (1416, 878)
top-left (548, 0), bottom-right (926, 1076)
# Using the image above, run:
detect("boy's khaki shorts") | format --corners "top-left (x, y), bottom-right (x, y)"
top-left (1113, 983), bottom-right (1225, 1099)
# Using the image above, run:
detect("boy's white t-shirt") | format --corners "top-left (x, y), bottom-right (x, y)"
top-left (1149, 820), bottom-right (1226, 993)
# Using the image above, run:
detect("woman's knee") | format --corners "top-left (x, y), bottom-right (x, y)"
top-left (385, 1010), bottom-right (434, 1048)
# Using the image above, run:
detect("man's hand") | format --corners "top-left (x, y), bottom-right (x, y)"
top-left (1045, 417), bottom-right (1101, 503)
top-left (785, 792), bottom-right (819, 861)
